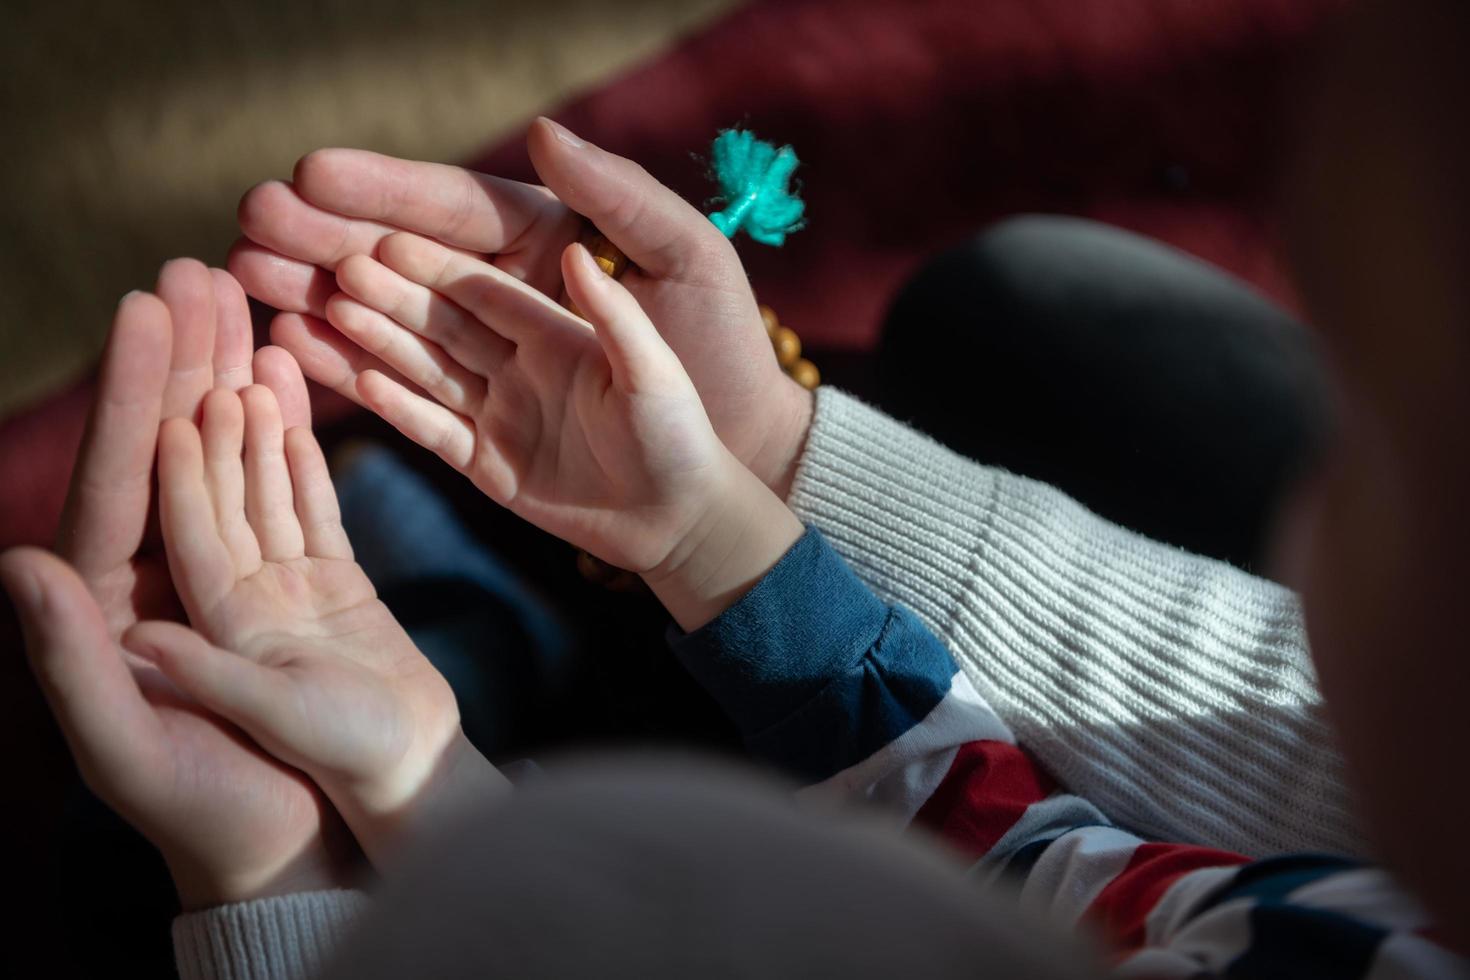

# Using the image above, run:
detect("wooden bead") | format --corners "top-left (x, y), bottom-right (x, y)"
top-left (576, 549), bottom-right (646, 592)
top-left (790, 358), bottom-right (820, 390)
top-left (581, 230), bottom-right (629, 279)
top-left (577, 549), bottom-right (619, 585)
top-left (759, 304), bottom-right (781, 337)
top-left (772, 326), bottom-right (802, 368)
top-left (605, 568), bottom-right (646, 593)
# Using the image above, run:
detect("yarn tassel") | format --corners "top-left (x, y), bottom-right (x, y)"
top-left (707, 129), bottom-right (806, 246)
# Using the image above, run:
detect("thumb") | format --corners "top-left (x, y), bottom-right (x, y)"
top-left (0, 547), bottom-right (164, 784)
top-left (562, 242), bottom-right (685, 395)
top-left (122, 620), bottom-right (299, 759)
top-left (528, 117), bottom-right (730, 282)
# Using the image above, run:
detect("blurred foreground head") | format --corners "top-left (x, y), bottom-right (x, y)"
top-left (323, 756), bottom-right (1099, 979)
top-left (1282, 0), bottom-right (1470, 948)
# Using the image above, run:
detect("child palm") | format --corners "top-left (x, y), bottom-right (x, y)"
top-left (326, 232), bottom-right (727, 575)
top-left (126, 384), bottom-right (460, 862)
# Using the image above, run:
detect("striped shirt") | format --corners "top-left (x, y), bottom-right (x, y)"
top-left (672, 528), bottom-right (1465, 979)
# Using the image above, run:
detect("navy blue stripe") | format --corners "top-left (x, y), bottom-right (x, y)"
top-left (1195, 854), bottom-right (1364, 916)
top-left (1000, 836), bottom-right (1058, 882)
top-left (1226, 902), bottom-right (1386, 979)
top-left (996, 823), bottom-right (1119, 883)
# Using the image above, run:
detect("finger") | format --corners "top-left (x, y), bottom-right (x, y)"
top-left (251, 345), bottom-right (313, 430)
top-left (209, 268), bottom-right (254, 391)
top-left (122, 621), bottom-right (303, 767)
top-left (199, 389), bottom-right (260, 575)
top-left (241, 385), bottom-right (306, 562)
top-left (1, 548), bottom-right (167, 796)
top-left (325, 291), bottom-right (488, 413)
top-left (376, 232), bottom-right (579, 347)
top-left (158, 417), bottom-right (237, 613)
top-left (57, 292), bottom-right (171, 576)
top-left (271, 312), bottom-right (427, 410)
top-left (284, 427), bottom-right (353, 560)
top-left (238, 179), bottom-right (400, 273)
top-left (528, 117), bottom-right (733, 281)
top-left (228, 237), bottom-right (337, 317)
top-left (356, 370), bottom-right (476, 473)
top-left (561, 243), bottom-right (683, 394)
top-left (337, 252), bottom-right (513, 375)
top-left (293, 148), bottom-right (561, 258)
top-left (155, 258), bottom-right (218, 421)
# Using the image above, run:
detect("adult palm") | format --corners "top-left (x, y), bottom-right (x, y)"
top-left (2, 263), bottom-right (350, 910)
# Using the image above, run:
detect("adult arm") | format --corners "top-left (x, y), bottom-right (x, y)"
top-left (785, 388), bottom-right (1360, 857)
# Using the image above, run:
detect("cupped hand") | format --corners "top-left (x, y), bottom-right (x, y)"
top-left (123, 383), bottom-right (488, 865)
top-left (58, 262), bottom-right (310, 634)
top-left (230, 117), bottom-right (814, 498)
top-left (2, 266), bottom-right (351, 911)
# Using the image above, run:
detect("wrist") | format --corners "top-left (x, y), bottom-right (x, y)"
top-left (747, 376), bottom-right (815, 501)
top-left (336, 730), bottom-right (510, 869)
top-left (643, 452), bottom-right (804, 631)
top-left (167, 838), bottom-right (361, 913)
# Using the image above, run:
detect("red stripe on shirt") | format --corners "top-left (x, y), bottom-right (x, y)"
top-left (913, 740), bottom-right (1056, 859)
top-left (1086, 842), bottom-right (1251, 953)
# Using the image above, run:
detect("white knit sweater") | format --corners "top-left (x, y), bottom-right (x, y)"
top-left (786, 388), bottom-right (1361, 857)
top-left (172, 890), bottom-right (370, 980)
top-left (172, 386), bottom-right (1363, 975)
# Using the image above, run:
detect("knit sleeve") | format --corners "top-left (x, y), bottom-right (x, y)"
top-left (172, 889), bottom-right (371, 980)
top-left (785, 387), bottom-right (1362, 857)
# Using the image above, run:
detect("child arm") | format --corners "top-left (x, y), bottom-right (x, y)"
top-left (670, 528), bottom-right (1457, 975)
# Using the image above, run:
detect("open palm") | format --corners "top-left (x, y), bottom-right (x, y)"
top-left (5, 265), bottom-right (350, 909)
top-left (130, 384), bottom-right (459, 861)
top-left (325, 232), bottom-right (726, 574)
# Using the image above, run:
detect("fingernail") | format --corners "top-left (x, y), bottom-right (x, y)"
top-left (124, 635), bottom-right (162, 663)
top-left (542, 117), bottom-right (585, 149)
top-left (118, 289), bottom-right (144, 307)
top-left (576, 243), bottom-right (606, 278)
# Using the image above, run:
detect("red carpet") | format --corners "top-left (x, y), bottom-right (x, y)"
top-left (0, 0), bottom-right (1340, 554)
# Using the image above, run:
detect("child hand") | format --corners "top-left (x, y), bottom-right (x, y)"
top-left (123, 384), bottom-right (503, 865)
top-left (326, 232), bottom-right (803, 628)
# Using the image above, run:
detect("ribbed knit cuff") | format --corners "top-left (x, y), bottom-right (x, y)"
top-left (173, 889), bottom-right (371, 980)
top-left (788, 388), bottom-right (1363, 857)
top-left (788, 387), bottom-right (1001, 632)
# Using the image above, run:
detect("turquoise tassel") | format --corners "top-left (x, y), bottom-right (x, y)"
top-left (707, 129), bottom-right (806, 246)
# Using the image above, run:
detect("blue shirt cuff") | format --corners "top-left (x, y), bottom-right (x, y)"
top-left (669, 526), bottom-right (953, 780)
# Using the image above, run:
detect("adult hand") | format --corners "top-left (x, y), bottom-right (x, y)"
top-left (2, 263), bottom-right (354, 910)
top-left (229, 117), bottom-right (814, 497)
